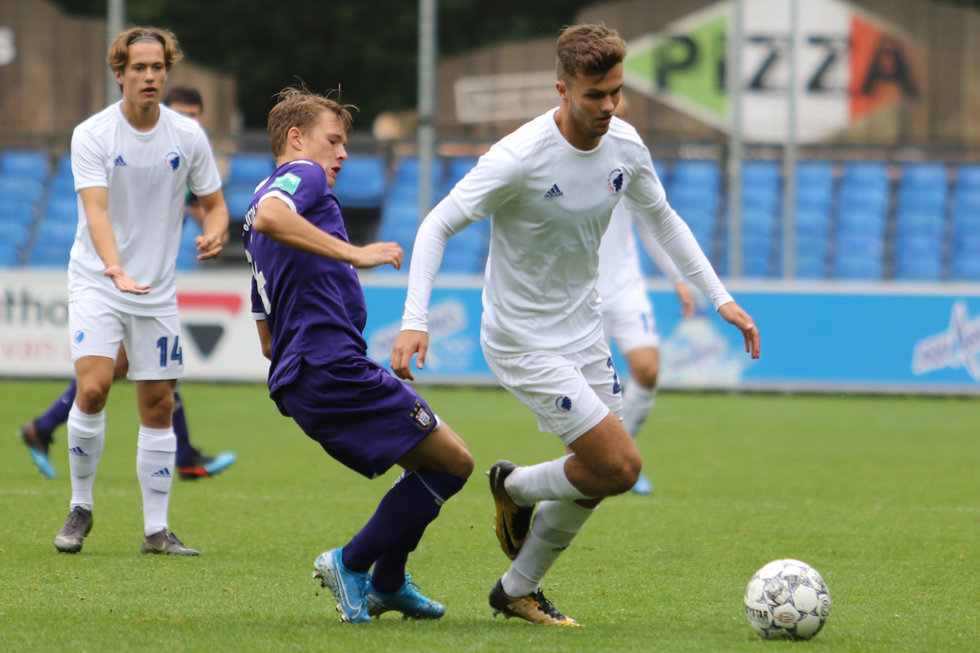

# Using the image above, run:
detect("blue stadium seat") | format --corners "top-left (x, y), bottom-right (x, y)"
top-left (35, 219), bottom-right (77, 246)
top-left (673, 207), bottom-right (716, 256)
top-left (332, 154), bottom-right (386, 208)
top-left (795, 160), bottom-right (835, 191)
top-left (833, 255), bottom-right (883, 280)
top-left (441, 218), bottom-right (490, 274)
top-left (740, 233), bottom-right (774, 278)
top-left (28, 242), bottom-right (72, 268)
top-left (893, 235), bottom-right (943, 281)
top-left (225, 154), bottom-right (275, 186)
top-left (742, 160), bottom-right (780, 188)
top-left (42, 196), bottom-right (78, 223)
top-left (0, 148), bottom-right (49, 183)
top-left (951, 191), bottom-right (980, 240)
top-left (377, 201), bottom-right (420, 245)
top-left (49, 174), bottom-right (76, 197)
top-left (794, 187), bottom-right (833, 216)
top-left (391, 156), bottom-right (444, 188)
top-left (670, 185), bottom-right (720, 215)
top-left (0, 220), bottom-right (31, 248)
top-left (0, 242), bottom-right (21, 266)
top-left (741, 209), bottom-right (776, 238)
top-left (176, 246), bottom-right (199, 270)
top-left (837, 186), bottom-right (889, 218)
top-left (894, 257), bottom-right (943, 281)
top-left (795, 207), bottom-right (830, 239)
top-left (950, 235), bottom-right (980, 280)
top-left (837, 207), bottom-right (886, 239)
top-left (841, 161), bottom-right (890, 194)
top-left (894, 206), bottom-right (945, 240)
top-left (181, 216), bottom-right (204, 246)
top-left (793, 235), bottom-right (827, 279)
top-left (953, 164), bottom-right (980, 196)
top-left (672, 160), bottom-right (721, 187)
top-left (833, 233), bottom-right (884, 280)
top-left (951, 256), bottom-right (980, 280)
top-left (224, 184), bottom-right (256, 222)
top-left (898, 162), bottom-right (947, 195)
top-left (0, 198), bottom-right (37, 227)
top-left (54, 151), bottom-right (72, 176)
top-left (741, 187), bottom-right (779, 214)
top-left (0, 177), bottom-right (44, 205)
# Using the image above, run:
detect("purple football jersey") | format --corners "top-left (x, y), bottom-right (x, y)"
top-left (243, 159), bottom-right (368, 395)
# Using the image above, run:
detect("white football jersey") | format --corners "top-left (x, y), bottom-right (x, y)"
top-left (403, 108), bottom-right (731, 355)
top-left (68, 102), bottom-right (222, 315)
top-left (597, 199), bottom-right (684, 310)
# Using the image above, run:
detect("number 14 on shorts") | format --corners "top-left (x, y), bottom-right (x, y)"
top-left (156, 335), bottom-right (183, 367)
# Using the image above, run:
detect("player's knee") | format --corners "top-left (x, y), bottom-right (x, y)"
top-left (607, 452), bottom-right (642, 495)
top-left (634, 365), bottom-right (658, 389)
top-left (449, 445), bottom-right (474, 479)
top-left (75, 382), bottom-right (110, 413)
top-left (141, 391), bottom-right (175, 423)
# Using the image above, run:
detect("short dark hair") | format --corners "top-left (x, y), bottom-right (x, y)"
top-left (163, 85), bottom-right (203, 111)
top-left (556, 24), bottom-right (627, 83)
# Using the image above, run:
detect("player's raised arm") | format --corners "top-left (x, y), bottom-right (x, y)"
top-left (252, 196), bottom-right (403, 269)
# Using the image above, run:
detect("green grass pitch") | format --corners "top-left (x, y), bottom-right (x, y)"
top-left (1, 380), bottom-right (976, 651)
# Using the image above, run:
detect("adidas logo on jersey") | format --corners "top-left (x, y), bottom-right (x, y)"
top-left (543, 184), bottom-right (563, 199)
top-left (113, 155), bottom-right (127, 167)
top-left (151, 468), bottom-right (172, 479)
top-left (68, 446), bottom-right (88, 457)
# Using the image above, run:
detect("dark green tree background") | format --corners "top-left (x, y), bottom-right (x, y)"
top-left (52, 0), bottom-right (980, 129)
top-left (53, 0), bottom-right (598, 128)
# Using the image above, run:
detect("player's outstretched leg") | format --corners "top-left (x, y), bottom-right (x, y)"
top-left (313, 548), bottom-right (372, 623)
top-left (20, 421), bottom-right (57, 479)
top-left (54, 506), bottom-right (93, 553)
top-left (141, 530), bottom-right (200, 555)
top-left (487, 460), bottom-right (535, 560)
top-left (488, 578), bottom-right (580, 626)
top-left (365, 574), bottom-right (446, 619)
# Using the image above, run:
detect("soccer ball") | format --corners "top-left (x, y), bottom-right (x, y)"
top-left (743, 558), bottom-right (831, 640)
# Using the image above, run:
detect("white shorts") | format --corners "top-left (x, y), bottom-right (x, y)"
top-left (68, 297), bottom-right (185, 381)
top-left (601, 284), bottom-right (659, 354)
top-left (483, 339), bottom-right (623, 445)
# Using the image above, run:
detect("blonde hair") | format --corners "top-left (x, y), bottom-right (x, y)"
top-left (267, 86), bottom-right (356, 157)
top-left (107, 26), bottom-right (183, 75)
top-left (556, 24), bottom-right (627, 83)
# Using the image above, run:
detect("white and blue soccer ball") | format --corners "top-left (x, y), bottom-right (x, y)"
top-left (743, 558), bottom-right (831, 640)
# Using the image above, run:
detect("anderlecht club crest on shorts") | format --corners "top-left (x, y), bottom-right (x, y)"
top-left (409, 401), bottom-right (434, 430)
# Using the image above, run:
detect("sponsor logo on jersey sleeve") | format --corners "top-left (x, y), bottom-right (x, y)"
top-left (271, 172), bottom-right (302, 195)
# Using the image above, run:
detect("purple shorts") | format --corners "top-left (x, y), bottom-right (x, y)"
top-left (274, 357), bottom-right (437, 478)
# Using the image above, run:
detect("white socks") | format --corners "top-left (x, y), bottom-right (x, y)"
top-left (504, 454), bottom-right (593, 506)
top-left (621, 382), bottom-right (655, 440)
top-left (67, 405), bottom-right (106, 511)
top-left (137, 426), bottom-right (176, 536)
top-left (502, 500), bottom-right (595, 597)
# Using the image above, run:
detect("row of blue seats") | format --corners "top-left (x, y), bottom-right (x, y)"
top-left (2, 147), bottom-right (980, 279)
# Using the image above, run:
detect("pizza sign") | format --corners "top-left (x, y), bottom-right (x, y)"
top-left (623, 0), bottom-right (921, 142)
